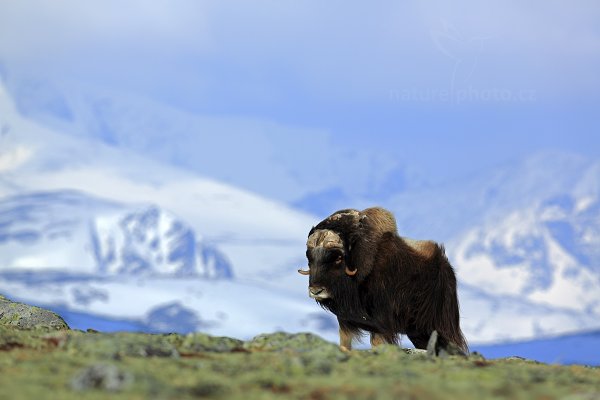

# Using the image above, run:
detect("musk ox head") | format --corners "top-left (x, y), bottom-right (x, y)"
top-left (299, 228), bottom-right (357, 300)
top-left (298, 210), bottom-right (362, 301)
top-left (298, 207), bottom-right (399, 300)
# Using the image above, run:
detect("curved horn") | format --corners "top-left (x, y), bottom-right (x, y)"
top-left (297, 267), bottom-right (310, 275)
top-left (345, 266), bottom-right (357, 276)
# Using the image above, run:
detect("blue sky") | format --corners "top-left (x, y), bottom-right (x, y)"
top-left (1, 1), bottom-right (599, 183)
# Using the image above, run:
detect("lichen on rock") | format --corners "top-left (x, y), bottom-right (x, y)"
top-left (64, 331), bottom-right (180, 359)
top-left (178, 332), bottom-right (244, 353)
top-left (244, 331), bottom-right (339, 353)
top-left (70, 363), bottom-right (133, 392)
top-left (0, 294), bottom-right (69, 331)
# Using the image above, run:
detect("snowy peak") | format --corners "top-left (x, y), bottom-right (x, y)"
top-left (539, 195), bottom-right (600, 272)
top-left (93, 205), bottom-right (232, 278)
top-left (94, 206), bottom-right (195, 275)
top-left (198, 244), bottom-right (234, 279)
top-left (452, 194), bottom-right (600, 315)
top-left (0, 191), bottom-right (233, 279)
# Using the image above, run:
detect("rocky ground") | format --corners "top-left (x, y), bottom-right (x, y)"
top-left (1, 295), bottom-right (599, 400)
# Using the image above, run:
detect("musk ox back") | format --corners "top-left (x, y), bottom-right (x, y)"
top-left (298, 207), bottom-right (467, 353)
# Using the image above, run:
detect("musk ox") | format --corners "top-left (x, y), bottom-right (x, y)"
top-left (298, 207), bottom-right (467, 353)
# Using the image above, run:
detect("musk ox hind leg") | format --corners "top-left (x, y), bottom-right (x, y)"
top-left (425, 331), bottom-right (468, 357)
top-left (409, 330), bottom-right (468, 356)
top-left (406, 330), bottom-right (431, 350)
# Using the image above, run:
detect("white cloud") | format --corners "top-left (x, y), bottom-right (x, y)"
top-left (0, 145), bottom-right (33, 173)
top-left (0, 1), bottom-right (599, 109)
top-left (0, 0), bottom-right (211, 61)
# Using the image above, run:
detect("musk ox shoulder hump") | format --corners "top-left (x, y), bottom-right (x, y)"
top-left (359, 207), bottom-right (398, 236)
top-left (402, 237), bottom-right (438, 260)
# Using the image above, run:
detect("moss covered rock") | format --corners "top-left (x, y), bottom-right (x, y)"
top-left (244, 331), bottom-right (338, 353)
top-left (178, 332), bottom-right (244, 353)
top-left (70, 363), bottom-right (134, 392)
top-left (0, 295), bottom-right (69, 331)
top-left (64, 331), bottom-right (180, 359)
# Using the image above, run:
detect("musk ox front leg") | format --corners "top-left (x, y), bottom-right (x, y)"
top-left (370, 333), bottom-right (386, 347)
top-left (338, 319), bottom-right (360, 351)
top-left (371, 332), bottom-right (389, 348)
top-left (370, 332), bottom-right (398, 348)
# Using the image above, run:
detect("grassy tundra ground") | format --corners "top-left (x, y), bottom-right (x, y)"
top-left (0, 327), bottom-right (599, 400)
top-left (1, 295), bottom-right (599, 399)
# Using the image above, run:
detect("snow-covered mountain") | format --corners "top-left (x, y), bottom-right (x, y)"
top-left (382, 151), bottom-right (600, 242)
top-left (0, 75), bottom-right (326, 338)
top-left (0, 190), bottom-right (117, 274)
top-left (0, 77), bottom-right (315, 277)
top-left (451, 194), bottom-right (600, 316)
top-left (1, 73), bottom-right (600, 348)
top-left (93, 204), bottom-right (232, 278)
top-left (0, 190), bottom-right (232, 277)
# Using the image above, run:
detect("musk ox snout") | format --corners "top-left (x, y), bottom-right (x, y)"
top-left (308, 286), bottom-right (330, 300)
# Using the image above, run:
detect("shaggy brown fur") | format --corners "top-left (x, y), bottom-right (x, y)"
top-left (312, 207), bottom-right (397, 282)
top-left (304, 207), bottom-right (468, 353)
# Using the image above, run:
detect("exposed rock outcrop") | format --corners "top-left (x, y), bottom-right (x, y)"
top-left (0, 294), bottom-right (69, 330)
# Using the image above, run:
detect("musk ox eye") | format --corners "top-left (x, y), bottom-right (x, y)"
top-left (335, 255), bottom-right (343, 264)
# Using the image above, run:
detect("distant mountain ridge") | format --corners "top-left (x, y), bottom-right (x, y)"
top-left (451, 194), bottom-right (600, 316)
top-left (0, 190), bottom-right (233, 278)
